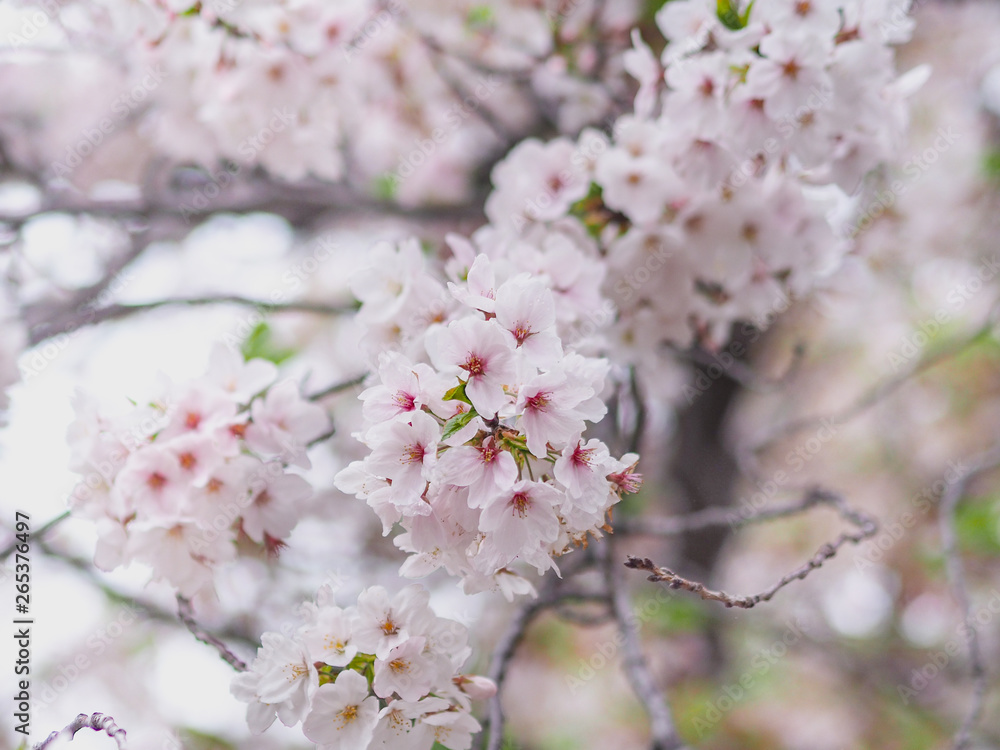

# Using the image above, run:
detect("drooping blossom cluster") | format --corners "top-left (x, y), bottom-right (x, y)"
top-left (66, 345), bottom-right (329, 597)
top-left (231, 582), bottom-right (494, 750)
top-left (336, 237), bottom-right (641, 598)
top-left (480, 0), bottom-right (922, 370)
top-left (0, 0), bottom-right (638, 206)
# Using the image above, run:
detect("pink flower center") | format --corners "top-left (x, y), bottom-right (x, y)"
top-left (403, 443), bottom-right (426, 465)
top-left (393, 391), bottom-right (416, 410)
top-left (512, 323), bottom-right (531, 345)
top-left (610, 469), bottom-right (643, 494)
top-left (525, 391), bottom-right (550, 411)
top-left (147, 472), bottom-right (167, 491)
top-left (511, 492), bottom-right (531, 518)
top-left (461, 354), bottom-right (486, 377)
top-left (571, 444), bottom-right (595, 468)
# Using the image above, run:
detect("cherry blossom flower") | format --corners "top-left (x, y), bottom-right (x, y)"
top-left (373, 636), bottom-right (439, 702)
top-left (426, 317), bottom-right (516, 417)
top-left (302, 670), bottom-right (380, 750)
top-left (230, 633), bottom-right (317, 733)
top-left (479, 480), bottom-right (562, 572)
top-left (245, 379), bottom-right (330, 468)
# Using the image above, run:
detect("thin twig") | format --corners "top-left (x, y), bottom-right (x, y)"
top-left (615, 488), bottom-right (837, 537)
top-left (603, 545), bottom-right (687, 750)
top-left (671, 341), bottom-right (805, 394)
top-left (480, 588), bottom-right (553, 750)
top-left (0, 510), bottom-right (70, 562)
top-left (627, 364), bottom-right (647, 455)
top-left (625, 489), bottom-right (877, 609)
top-left (939, 443), bottom-right (1000, 749)
top-left (745, 319), bottom-right (996, 459)
top-left (176, 595), bottom-right (248, 671)
top-left (308, 373), bottom-right (367, 401)
top-left (33, 713), bottom-right (127, 749)
top-left (30, 295), bottom-right (355, 344)
top-left (38, 539), bottom-right (260, 649)
top-left (477, 556), bottom-right (596, 750)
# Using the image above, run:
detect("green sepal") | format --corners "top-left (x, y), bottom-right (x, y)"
top-left (443, 381), bottom-right (473, 405)
top-left (443, 408), bottom-right (478, 440)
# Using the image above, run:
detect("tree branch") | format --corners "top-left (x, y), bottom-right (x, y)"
top-left (603, 545), bottom-right (687, 750)
top-left (625, 489), bottom-right (877, 609)
top-left (477, 555), bottom-right (596, 750)
top-left (939, 443), bottom-right (1000, 749)
top-left (615, 487), bottom-right (841, 537)
top-left (0, 510), bottom-right (69, 562)
top-left (308, 373), bottom-right (367, 401)
top-left (670, 340), bottom-right (805, 394)
top-left (744, 318), bottom-right (997, 460)
top-left (176, 595), bottom-right (248, 672)
top-left (33, 713), bottom-right (127, 749)
top-left (29, 295), bottom-right (356, 345)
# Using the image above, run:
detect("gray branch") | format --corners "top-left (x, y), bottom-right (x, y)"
top-left (34, 713), bottom-right (127, 749)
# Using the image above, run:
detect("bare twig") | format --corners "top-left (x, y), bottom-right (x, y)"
top-left (939, 443), bottom-right (1000, 749)
top-left (627, 364), bottom-right (647, 455)
top-left (615, 487), bottom-right (839, 537)
top-left (625, 489), bottom-right (877, 609)
top-left (0, 510), bottom-right (70, 562)
top-left (480, 586), bottom-right (554, 750)
top-left (34, 712), bottom-right (127, 749)
top-left (30, 295), bottom-right (355, 345)
top-left (308, 373), bottom-right (367, 401)
top-left (672, 341), bottom-right (805, 394)
top-left (176, 596), bottom-right (248, 672)
top-left (603, 545), bottom-right (687, 750)
top-left (477, 556), bottom-right (596, 750)
top-left (745, 319), bottom-right (996, 459)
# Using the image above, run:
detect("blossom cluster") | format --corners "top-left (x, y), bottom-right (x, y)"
top-left (231, 583), bottom-right (494, 750)
top-left (66, 345), bottom-right (328, 597)
top-left (2, 0), bottom-right (638, 205)
top-left (336, 237), bottom-right (641, 598)
top-left (482, 0), bottom-right (921, 367)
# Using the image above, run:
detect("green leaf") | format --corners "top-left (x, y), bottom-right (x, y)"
top-left (466, 5), bottom-right (494, 29)
top-left (373, 173), bottom-right (398, 201)
top-left (716, 0), bottom-right (750, 29)
top-left (442, 408), bottom-right (478, 440)
top-left (443, 381), bottom-right (472, 405)
top-left (240, 322), bottom-right (296, 365)
top-left (954, 498), bottom-right (1000, 555)
top-left (983, 149), bottom-right (1000, 182)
